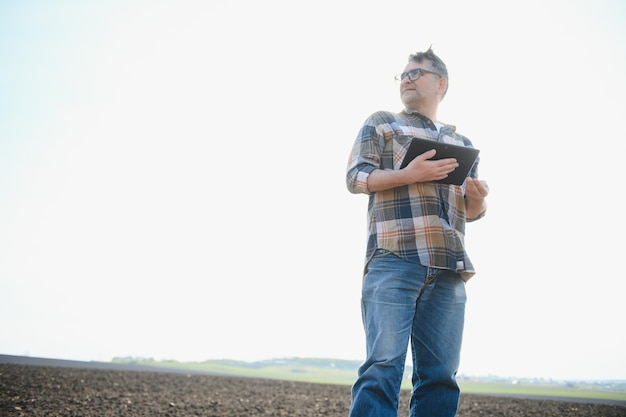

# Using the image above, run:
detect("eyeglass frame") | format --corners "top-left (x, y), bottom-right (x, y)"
top-left (394, 68), bottom-right (442, 82)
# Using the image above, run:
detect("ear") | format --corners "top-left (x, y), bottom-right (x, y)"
top-left (438, 77), bottom-right (448, 95)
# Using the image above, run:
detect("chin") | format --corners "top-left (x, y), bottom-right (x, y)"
top-left (401, 93), bottom-right (417, 105)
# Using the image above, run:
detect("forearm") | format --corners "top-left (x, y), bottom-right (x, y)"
top-left (366, 168), bottom-right (412, 192)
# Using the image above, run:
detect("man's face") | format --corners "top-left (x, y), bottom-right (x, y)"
top-left (399, 60), bottom-right (444, 110)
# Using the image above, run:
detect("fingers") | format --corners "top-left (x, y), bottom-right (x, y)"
top-left (466, 178), bottom-right (489, 197)
top-left (480, 180), bottom-right (489, 195)
top-left (438, 158), bottom-right (459, 175)
top-left (432, 159), bottom-right (459, 180)
top-left (404, 150), bottom-right (459, 182)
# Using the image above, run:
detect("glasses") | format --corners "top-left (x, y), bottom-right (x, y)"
top-left (394, 68), bottom-right (441, 82)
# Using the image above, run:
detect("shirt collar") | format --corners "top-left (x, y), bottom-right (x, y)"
top-left (402, 108), bottom-right (457, 134)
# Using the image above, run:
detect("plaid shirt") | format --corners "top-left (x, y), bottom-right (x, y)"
top-left (346, 109), bottom-right (480, 281)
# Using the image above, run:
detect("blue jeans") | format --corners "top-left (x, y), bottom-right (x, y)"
top-left (349, 250), bottom-right (467, 417)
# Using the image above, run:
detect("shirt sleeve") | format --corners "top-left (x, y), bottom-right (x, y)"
top-left (346, 121), bottom-right (381, 195)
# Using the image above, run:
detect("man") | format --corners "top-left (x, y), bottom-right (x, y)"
top-left (345, 47), bottom-right (489, 417)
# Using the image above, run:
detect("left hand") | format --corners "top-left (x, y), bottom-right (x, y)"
top-left (465, 178), bottom-right (489, 201)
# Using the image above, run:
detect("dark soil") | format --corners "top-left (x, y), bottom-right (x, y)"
top-left (1, 363), bottom-right (625, 416)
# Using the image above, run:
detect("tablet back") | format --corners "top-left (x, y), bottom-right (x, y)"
top-left (400, 137), bottom-right (480, 185)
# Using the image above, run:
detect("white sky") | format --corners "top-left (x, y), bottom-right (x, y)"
top-left (1, 0), bottom-right (625, 381)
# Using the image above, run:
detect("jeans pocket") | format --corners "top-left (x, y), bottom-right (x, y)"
top-left (372, 248), bottom-right (393, 258)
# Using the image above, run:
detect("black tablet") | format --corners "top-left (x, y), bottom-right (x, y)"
top-left (399, 137), bottom-right (480, 185)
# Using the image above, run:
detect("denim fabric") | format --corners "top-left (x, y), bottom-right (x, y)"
top-left (349, 249), bottom-right (467, 417)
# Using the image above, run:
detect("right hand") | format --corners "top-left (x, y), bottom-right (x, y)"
top-left (403, 149), bottom-right (458, 183)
